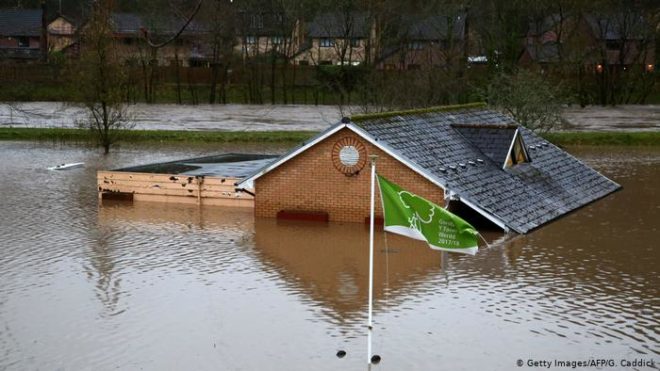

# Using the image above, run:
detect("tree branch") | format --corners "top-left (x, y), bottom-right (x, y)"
top-left (141, 0), bottom-right (205, 49)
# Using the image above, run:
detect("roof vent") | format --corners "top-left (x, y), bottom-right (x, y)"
top-left (459, 163), bottom-right (466, 168)
top-left (439, 167), bottom-right (447, 172)
top-left (476, 158), bottom-right (484, 163)
top-left (468, 161), bottom-right (476, 166)
top-left (449, 165), bottom-right (457, 170)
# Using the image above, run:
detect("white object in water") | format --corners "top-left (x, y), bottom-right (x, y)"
top-left (48, 162), bottom-right (84, 171)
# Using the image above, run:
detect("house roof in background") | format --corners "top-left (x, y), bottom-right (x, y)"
top-left (110, 12), bottom-right (142, 34)
top-left (403, 14), bottom-right (466, 41)
top-left (308, 12), bottom-right (370, 38)
top-left (0, 8), bottom-right (43, 37)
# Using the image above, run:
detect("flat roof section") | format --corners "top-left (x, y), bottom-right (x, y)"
top-left (116, 153), bottom-right (279, 178)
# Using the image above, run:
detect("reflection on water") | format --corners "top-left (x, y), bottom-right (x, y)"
top-left (253, 219), bottom-right (442, 326)
top-left (0, 142), bottom-right (658, 370)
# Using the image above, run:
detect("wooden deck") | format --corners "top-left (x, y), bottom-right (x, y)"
top-left (97, 170), bottom-right (254, 207)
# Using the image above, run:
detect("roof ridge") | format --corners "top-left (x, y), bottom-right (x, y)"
top-left (350, 102), bottom-right (487, 123)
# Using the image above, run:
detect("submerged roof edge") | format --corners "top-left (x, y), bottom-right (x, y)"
top-left (350, 102), bottom-right (488, 123)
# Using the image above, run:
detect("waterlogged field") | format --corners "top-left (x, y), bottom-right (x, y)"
top-left (0, 142), bottom-right (658, 370)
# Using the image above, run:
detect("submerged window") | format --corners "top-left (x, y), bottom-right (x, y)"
top-left (504, 130), bottom-right (530, 168)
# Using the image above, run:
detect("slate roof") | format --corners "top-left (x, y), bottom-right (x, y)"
top-left (452, 125), bottom-right (516, 165)
top-left (111, 13), bottom-right (143, 35)
top-left (308, 12), bottom-right (370, 38)
top-left (402, 14), bottom-right (466, 41)
top-left (354, 108), bottom-right (621, 233)
top-left (0, 8), bottom-right (42, 37)
top-left (238, 106), bottom-right (620, 234)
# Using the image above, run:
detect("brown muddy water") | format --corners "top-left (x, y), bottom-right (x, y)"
top-left (0, 142), bottom-right (658, 371)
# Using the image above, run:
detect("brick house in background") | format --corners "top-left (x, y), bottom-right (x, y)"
top-left (234, 10), bottom-right (304, 62)
top-left (294, 12), bottom-right (375, 66)
top-left (80, 12), bottom-right (205, 67)
top-left (0, 8), bottom-right (45, 63)
top-left (520, 12), bottom-right (655, 72)
top-left (378, 14), bottom-right (467, 70)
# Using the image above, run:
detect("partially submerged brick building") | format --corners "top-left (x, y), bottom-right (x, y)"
top-left (238, 104), bottom-right (620, 233)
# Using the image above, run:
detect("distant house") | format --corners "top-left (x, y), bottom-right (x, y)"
top-left (0, 8), bottom-right (44, 62)
top-left (585, 13), bottom-right (655, 71)
top-left (79, 12), bottom-right (206, 67)
top-left (294, 12), bottom-right (375, 66)
top-left (520, 12), bottom-right (655, 72)
top-left (378, 14), bottom-right (467, 70)
top-left (47, 14), bottom-right (79, 57)
top-left (234, 10), bottom-right (303, 61)
top-left (238, 104), bottom-right (620, 233)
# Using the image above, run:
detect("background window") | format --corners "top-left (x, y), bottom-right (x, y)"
top-left (271, 36), bottom-right (283, 45)
top-left (17, 37), bottom-right (29, 48)
top-left (408, 41), bottom-right (424, 50)
top-left (320, 38), bottom-right (335, 47)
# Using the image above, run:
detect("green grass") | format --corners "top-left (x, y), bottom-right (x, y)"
top-left (0, 127), bottom-right (317, 144)
top-left (542, 131), bottom-right (660, 146)
top-left (1, 127), bottom-right (658, 147)
top-left (350, 102), bottom-right (488, 122)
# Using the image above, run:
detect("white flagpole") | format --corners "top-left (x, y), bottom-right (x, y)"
top-left (367, 155), bottom-right (377, 365)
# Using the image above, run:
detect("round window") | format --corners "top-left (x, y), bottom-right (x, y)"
top-left (339, 145), bottom-right (360, 166)
top-left (332, 137), bottom-right (367, 176)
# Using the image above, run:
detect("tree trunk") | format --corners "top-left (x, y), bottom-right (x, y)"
top-left (174, 49), bottom-right (182, 104)
top-left (270, 54), bottom-right (276, 104)
top-left (209, 62), bottom-right (219, 104)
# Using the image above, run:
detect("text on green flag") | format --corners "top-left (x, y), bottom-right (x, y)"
top-left (376, 175), bottom-right (479, 255)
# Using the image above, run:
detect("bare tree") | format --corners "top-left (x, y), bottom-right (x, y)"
top-left (482, 69), bottom-right (565, 133)
top-left (74, 1), bottom-right (133, 154)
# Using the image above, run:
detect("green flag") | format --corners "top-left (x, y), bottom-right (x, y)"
top-left (376, 175), bottom-right (479, 255)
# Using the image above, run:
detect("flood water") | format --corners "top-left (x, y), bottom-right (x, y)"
top-left (0, 142), bottom-right (658, 370)
top-left (0, 103), bottom-right (341, 131)
top-left (2, 102), bottom-right (659, 132)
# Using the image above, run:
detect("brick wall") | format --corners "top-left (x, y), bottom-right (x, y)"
top-left (254, 127), bottom-right (444, 222)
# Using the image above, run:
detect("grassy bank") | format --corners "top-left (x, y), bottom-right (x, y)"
top-left (0, 127), bottom-right (658, 146)
top-left (542, 131), bottom-right (660, 146)
top-left (0, 127), bottom-right (317, 143)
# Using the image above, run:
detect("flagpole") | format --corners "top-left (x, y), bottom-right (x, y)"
top-left (367, 154), bottom-right (377, 365)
